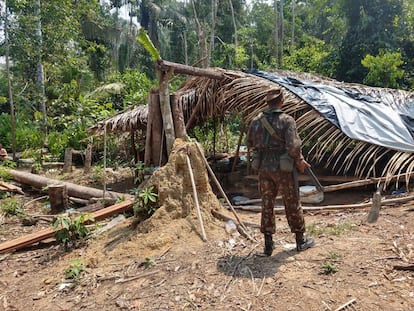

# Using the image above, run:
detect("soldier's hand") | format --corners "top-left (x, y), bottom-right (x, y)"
top-left (296, 159), bottom-right (310, 173)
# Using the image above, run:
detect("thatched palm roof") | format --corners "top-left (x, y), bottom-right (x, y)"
top-left (90, 68), bottom-right (414, 184)
top-left (88, 104), bottom-right (148, 134)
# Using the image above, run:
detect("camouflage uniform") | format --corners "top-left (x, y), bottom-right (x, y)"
top-left (246, 107), bottom-right (306, 235)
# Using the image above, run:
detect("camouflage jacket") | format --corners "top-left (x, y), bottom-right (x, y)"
top-left (246, 107), bottom-right (304, 171)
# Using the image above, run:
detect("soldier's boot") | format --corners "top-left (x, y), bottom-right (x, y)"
top-left (296, 232), bottom-right (315, 251)
top-left (264, 233), bottom-right (274, 256)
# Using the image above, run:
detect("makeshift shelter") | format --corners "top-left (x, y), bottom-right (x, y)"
top-left (89, 63), bottom-right (414, 186)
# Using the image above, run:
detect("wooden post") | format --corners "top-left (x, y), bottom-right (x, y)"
top-left (49, 184), bottom-right (68, 213)
top-left (367, 183), bottom-right (383, 223)
top-left (157, 69), bottom-right (175, 155)
top-left (144, 91), bottom-right (164, 166)
top-left (63, 148), bottom-right (72, 173)
top-left (232, 123), bottom-right (245, 172)
top-left (171, 93), bottom-right (187, 139)
top-left (185, 153), bottom-right (207, 241)
top-left (84, 144), bottom-right (92, 174)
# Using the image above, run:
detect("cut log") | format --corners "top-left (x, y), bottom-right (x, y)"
top-left (49, 184), bottom-right (68, 213)
top-left (8, 169), bottom-right (132, 201)
top-left (0, 199), bottom-right (133, 254)
top-left (48, 184), bottom-right (68, 214)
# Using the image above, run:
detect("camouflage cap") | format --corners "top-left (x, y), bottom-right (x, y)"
top-left (266, 89), bottom-right (283, 103)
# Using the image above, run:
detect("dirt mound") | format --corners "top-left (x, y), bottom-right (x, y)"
top-left (136, 138), bottom-right (222, 241)
top-left (78, 139), bottom-right (225, 265)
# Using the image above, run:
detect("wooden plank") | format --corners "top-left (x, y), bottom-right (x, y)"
top-left (0, 199), bottom-right (133, 254)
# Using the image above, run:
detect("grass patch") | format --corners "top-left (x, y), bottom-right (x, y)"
top-left (306, 222), bottom-right (354, 237)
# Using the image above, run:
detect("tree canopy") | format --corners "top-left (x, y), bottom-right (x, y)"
top-left (0, 0), bottom-right (412, 157)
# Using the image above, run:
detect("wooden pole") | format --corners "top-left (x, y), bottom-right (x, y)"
top-left (194, 142), bottom-right (254, 241)
top-left (62, 148), bottom-right (72, 173)
top-left (232, 122), bottom-right (245, 172)
top-left (185, 153), bottom-right (207, 241)
top-left (171, 93), bottom-right (187, 139)
top-left (84, 143), bottom-right (92, 174)
top-left (157, 69), bottom-right (175, 155)
top-left (367, 183), bottom-right (383, 223)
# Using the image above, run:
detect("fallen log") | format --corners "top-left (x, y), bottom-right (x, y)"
top-left (0, 199), bottom-right (134, 254)
top-left (8, 169), bottom-right (132, 201)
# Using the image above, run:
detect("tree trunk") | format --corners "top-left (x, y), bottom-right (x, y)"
top-left (229, 0), bottom-right (238, 48)
top-left (35, 0), bottom-right (47, 130)
top-left (4, 1), bottom-right (16, 161)
top-left (209, 0), bottom-right (219, 66)
top-left (191, 0), bottom-right (208, 67)
top-left (8, 169), bottom-right (130, 201)
top-left (49, 184), bottom-right (68, 214)
top-left (273, 0), bottom-right (279, 61)
top-left (279, 0), bottom-right (284, 67)
top-left (291, 0), bottom-right (295, 52)
top-left (157, 70), bottom-right (175, 155)
top-left (144, 90), bottom-right (164, 166)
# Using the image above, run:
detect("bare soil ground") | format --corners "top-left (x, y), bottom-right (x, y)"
top-left (1, 146), bottom-right (413, 311)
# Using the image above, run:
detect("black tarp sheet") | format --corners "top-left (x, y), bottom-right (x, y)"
top-left (247, 70), bottom-right (414, 153)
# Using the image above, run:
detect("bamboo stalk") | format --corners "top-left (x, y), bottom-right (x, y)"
top-left (185, 153), bottom-right (207, 242)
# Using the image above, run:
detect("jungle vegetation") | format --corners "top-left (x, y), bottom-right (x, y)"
top-left (0, 0), bottom-right (412, 161)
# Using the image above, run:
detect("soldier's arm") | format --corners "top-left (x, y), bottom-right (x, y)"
top-left (284, 117), bottom-right (309, 172)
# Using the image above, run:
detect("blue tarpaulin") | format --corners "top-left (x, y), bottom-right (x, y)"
top-left (247, 70), bottom-right (414, 153)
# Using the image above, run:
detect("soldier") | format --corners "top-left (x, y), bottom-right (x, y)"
top-left (246, 88), bottom-right (315, 256)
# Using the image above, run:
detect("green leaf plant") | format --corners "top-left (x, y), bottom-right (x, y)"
top-left (53, 213), bottom-right (95, 250)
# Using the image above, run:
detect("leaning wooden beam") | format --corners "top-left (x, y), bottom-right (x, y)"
top-left (0, 199), bottom-right (133, 254)
top-left (0, 180), bottom-right (24, 194)
top-left (231, 193), bottom-right (414, 213)
top-left (305, 172), bottom-right (414, 196)
top-left (156, 60), bottom-right (225, 80)
top-left (8, 169), bottom-right (131, 201)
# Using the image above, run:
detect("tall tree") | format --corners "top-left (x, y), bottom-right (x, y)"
top-left (337, 0), bottom-right (404, 83)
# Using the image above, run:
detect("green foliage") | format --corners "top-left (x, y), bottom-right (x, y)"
top-left (189, 117), bottom-right (241, 155)
top-left (132, 186), bottom-right (158, 216)
top-left (144, 257), bottom-right (156, 269)
top-left (1, 198), bottom-right (25, 218)
top-left (91, 165), bottom-right (105, 184)
top-left (0, 114), bottom-right (43, 151)
top-left (283, 38), bottom-right (337, 76)
top-left (0, 166), bottom-right (12, 180)
top-left (64, 259), bottom-right (86, 280)
top-left (106, 69), bottom-right (156, 109)
top-left (306, 222), bottom-right (354, 237)
top-left (321, 261), bottom-right (338, 275)
top-left (137, 28), bottom-right (161, 61)
top-left (131, 161), bottom-right (152, 184)
top-left (321, 251), bottom-right (342, 275)
top-left (53, 213), bottom-right (95, 249)
top-left (361, 50), bottom-right (404, 88)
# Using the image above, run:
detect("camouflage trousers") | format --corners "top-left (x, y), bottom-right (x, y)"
top-left (258, 169), bottom-right (305, 234)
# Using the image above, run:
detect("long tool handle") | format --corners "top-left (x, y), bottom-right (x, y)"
top-left (305, 167), bottom-right (324, 192)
